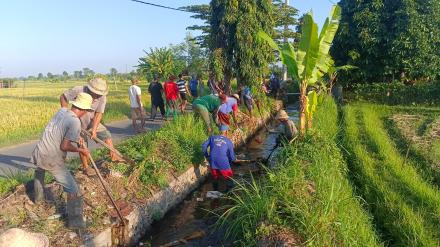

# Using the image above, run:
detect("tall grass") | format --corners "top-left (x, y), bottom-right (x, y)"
top-left (341, 105), bottom-right (440, 246)
top-left (220, 97), bottom-right (381, 246)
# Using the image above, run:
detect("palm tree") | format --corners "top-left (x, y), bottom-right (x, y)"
top-left (259, 5), bottom-right (341, 135)
top-left (138, 47), bottom-right (175, 80)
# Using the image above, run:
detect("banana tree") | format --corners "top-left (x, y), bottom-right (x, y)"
top-left (258, 5), bottom-right (341, 134)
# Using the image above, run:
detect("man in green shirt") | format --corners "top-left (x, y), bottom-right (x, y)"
top-left (192, 94), bottom-right (221, 133)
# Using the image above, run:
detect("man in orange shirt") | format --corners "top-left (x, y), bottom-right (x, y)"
top-left (163, 75), bottom-right (179, 119)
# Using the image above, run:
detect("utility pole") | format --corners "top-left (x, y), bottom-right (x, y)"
top-left (282, 0), bottom-right (289, 81)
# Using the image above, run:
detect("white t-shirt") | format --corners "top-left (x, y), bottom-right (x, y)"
top-left (128, 85), bottom-right (142, 108)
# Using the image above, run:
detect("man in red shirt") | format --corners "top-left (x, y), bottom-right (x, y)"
top-left (163, 75), bottom-right (179, 119)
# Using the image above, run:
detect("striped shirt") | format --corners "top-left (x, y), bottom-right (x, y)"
top-left (176, 79), bottom-right (187, 93)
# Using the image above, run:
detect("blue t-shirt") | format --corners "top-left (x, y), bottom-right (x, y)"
top-left (202, 135), bottom-right (236, 170)
top-left (219, 97), bottom-right (237, 114)
top-left (189, 79), bottom-right (198, 91)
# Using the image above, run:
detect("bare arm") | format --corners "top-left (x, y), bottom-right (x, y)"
top-left (60, 94), bottom-right (69, 108)
top-left (91, 112), bottom-right (103, 139)
top-left (60, 138), bottom-right (90, 156)
top-left (136, 94), bottom-right (142, 109)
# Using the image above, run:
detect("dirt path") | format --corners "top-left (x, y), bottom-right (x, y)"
top-left (0, 118), bottom-right (165, 177)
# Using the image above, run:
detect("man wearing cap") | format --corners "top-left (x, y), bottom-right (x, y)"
top-left (60, 78), bottom-right (123, 176)
top-left (32, 92), bottom-right (93, 229)
top-left (163, 75), bottom-right (179, 119)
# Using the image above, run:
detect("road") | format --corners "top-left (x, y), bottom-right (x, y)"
top-left (0, 118), bottom-right (165, 178)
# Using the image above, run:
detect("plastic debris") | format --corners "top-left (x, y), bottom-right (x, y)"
top-left (206, 191), bottom-right (223, 199)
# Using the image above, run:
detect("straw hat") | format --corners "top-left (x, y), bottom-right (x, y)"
top-left (70, 92), bottom-right (93, 111)
top-left (0, 228), bottom-right (49, 247)
top-left (231, 94), bottom-right (240, 101)
top-left (87, 78), bottom-right (109, 96)
top-left (276, 110), bottom-right (289, 120)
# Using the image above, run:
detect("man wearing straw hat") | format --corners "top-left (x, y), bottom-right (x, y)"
top-left (275, 110), bottom-right (298, 141)
top-left (60, 78), bottom-right (123, 176)
top-left (32, 92), bottom-right (93, 229)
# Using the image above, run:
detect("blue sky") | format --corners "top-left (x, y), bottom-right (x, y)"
top-left (0, 0), bottom-right (334, 77)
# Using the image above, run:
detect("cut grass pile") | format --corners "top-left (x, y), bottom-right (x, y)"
top-left (342, 103), bottom-right (440, 246)
top-left (220, 97), bottom-right (381, 246)
top-left (0, 80), bottom-right (150, 147)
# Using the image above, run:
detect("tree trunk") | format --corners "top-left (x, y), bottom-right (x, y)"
top-left (299, 82), bottom-right (307, 135)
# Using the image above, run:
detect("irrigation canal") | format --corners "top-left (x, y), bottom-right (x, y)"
top-left (139, 106), bottom-right (299, 247)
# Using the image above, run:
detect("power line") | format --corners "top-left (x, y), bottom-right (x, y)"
top-left (130, 0), bottom-right (195, 13)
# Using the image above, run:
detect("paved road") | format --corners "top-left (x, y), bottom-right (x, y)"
top-left (0, 118), bottom-right (165, 178)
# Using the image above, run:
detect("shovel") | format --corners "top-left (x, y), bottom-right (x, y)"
top-left (81, 129), bottom-right (136, 166)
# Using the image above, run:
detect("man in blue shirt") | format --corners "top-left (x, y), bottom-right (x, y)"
top-left (202, 133), bottom-right (237, 191)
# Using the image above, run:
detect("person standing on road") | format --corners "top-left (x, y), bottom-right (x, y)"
top-left (128, 78), bottom-right (146, 132)
top-left (176, 74), bottom-right (189, 114)
top-left (32, 93), bottom-right (93, 229)
top-left (192, 94), bottom-right (221, 133)
top-left (202, 132), bottom-right (237, 192)
top-left (60, 78), bottom-right (124, 176)
top-left (163, 75), bottom-right (179, 119)
top-left (148, 75), bottom-right (166, 121)
top-left (217, 94), bottom-right (240, 135)
top-left (189, 74), bottom-right (199, 98)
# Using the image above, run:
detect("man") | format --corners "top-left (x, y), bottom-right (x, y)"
top-left (163, 75), bottom-right (179, 119)
top-left (217, 94), bottom-right (240, 135)
top-left (189, 74), bottom-right (199, 98)
top-left (275, 110), bottom-right (298, 141)
top-left (192, 94), bottom-right (221, 133)
top-left (128, 78), bottom-right (146, 132)
top-left (269, 74), bottom-right (280, 98)
top-left (32, 92), bottom-right (93, 229)
top-left (176, 74), bottom-right (189, 114)
top-left (202, 131), bottom-right (237, 192)
top-left (60, 77), bottom-right (123, 176)
top-left (207, 73), bottom-right (221, 95)
top-left (148, 75), bottom-right (166, 121)
top-left (240, 85), bottom-right (254, 116)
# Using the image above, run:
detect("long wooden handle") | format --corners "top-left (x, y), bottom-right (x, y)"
top-left (87, 153), bottom-right (126, 226)
top-left (81, 129), bottom-right (136, 166)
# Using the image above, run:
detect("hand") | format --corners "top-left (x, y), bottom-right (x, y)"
top-left (78, 148), bottom-right (90, 157)
top-left (78, 137), bottom-right (85, 148)
top-left (91, 130), bottom-right (97, 140)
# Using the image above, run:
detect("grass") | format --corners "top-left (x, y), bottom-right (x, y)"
top-left (219, 97), bottom-right (381, 246)
top-left (0, 80), bottom-right (150, 147)
top-left (341, 103), bottom-right (440, 246)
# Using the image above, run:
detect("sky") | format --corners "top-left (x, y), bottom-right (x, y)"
top-left (0, 0), bottom-right (334, 78)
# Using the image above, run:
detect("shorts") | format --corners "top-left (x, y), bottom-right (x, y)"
top-left (180, 92), bottom-right (187, 101)
top-left (35, 167), bottom-right (79, 194)
top-left (131, 107), bottom-right (146, 120)
top-left (190, 90), bottom-right (198, 98)
top-left (210, 168), bottom-right (233, 180)
top-left (81, 123), bottom-right (112, 143)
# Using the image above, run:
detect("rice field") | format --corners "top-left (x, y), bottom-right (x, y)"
top-left (0, 80), bottom-right (151, 147)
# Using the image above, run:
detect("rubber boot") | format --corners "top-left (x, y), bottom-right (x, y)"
top-left (33, 169), bottom-right (45, 203)
top-left (212, 181), bottom-right (219, 191)
top-left (173, 110), bottom-right (178, 120)
top-left (166, 108), bottom-right (170, 118)
top-left (66, 196), bottom-right (86, 229)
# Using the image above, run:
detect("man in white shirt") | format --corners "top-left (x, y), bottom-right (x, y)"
top-left (128, 78), bottom-right (146, 132)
